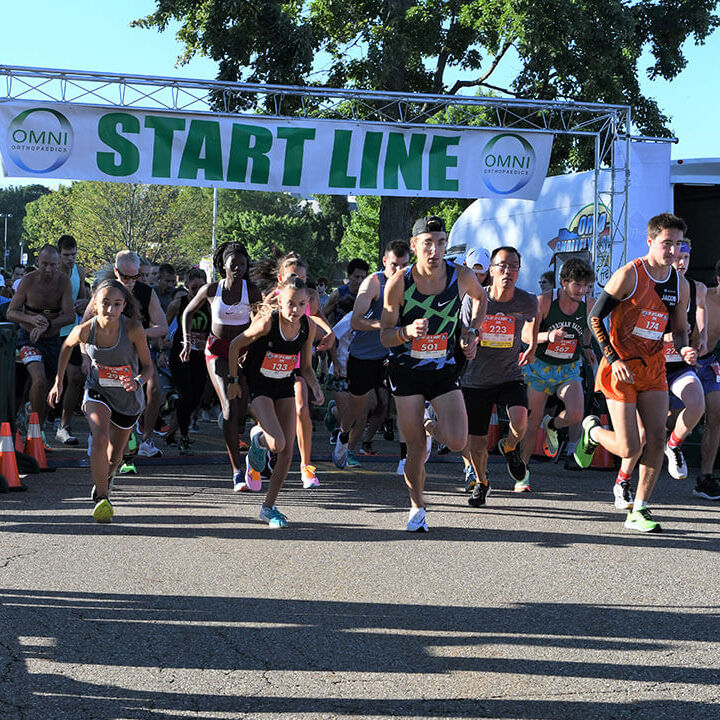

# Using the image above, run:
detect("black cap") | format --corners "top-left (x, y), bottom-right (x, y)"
top-left (411, 216), bottom-right (446, 237)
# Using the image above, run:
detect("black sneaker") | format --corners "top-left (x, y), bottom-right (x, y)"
top-left (468, 480), bottom-right (490, 507)
top-left (382, 419), bottom-right (395, 442)
top-left (693, 475), bottom-right (720, 500)
top-left (498, 437), bottom-right (527, 483)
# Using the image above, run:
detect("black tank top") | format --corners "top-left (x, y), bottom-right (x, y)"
top-left (244, 311), bottom-right (309, 383)
top-left (171, 295), bottom-right (211, 357)
top-left (132, 281), bottom-right (152, 329)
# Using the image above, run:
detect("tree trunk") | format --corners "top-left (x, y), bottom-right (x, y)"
top-left (377, 195), bottom-right (432, 264)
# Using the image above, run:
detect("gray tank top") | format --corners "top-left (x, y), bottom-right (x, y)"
top-left (85, 316), bottom-right (145, 416)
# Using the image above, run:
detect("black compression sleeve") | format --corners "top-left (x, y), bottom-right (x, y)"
top-left (588, 291), bottom-right (621, 364)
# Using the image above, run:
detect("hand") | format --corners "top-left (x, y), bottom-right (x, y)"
top-left (157, 350), bottom-right (169, 369)
top-left (696, 340), bottom-right (708, 358)
top-left (611, 359), bottom-right (634, 384)
top-left (30, 313), bottom-right (49, 331)
top-left (179, 344), bottom-right (191, 363)
top-left (548, 328), bottom-right (565, 343)
top-left (29, 326), bottom-right (44, 343)
top-left (518, 347), bottom-right (535, 367)
top-left (120, 375), bottom-right (140, 393)
top-left (317, 331), bottom-right (335, 352)
top-left (47, 381), bottom-right (62, 408)
top-left (310, 383), bottom-right (324, 406)
top-left (460, 333), bottom-right (478, 361)
top-left (407, 318), bottom-right (429, 339)
top-left (74, 299), bottom-right (89, 315)
top-left (227, 382), bottom-right (242, 401)
top-left (681, 346), bottom-right (698, 366)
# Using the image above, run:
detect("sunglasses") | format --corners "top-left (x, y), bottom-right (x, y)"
top-left (115, 268), bottom-right (140, 281)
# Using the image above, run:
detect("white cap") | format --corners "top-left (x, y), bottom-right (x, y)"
top-left (464, 246), bottom-right (491, 273)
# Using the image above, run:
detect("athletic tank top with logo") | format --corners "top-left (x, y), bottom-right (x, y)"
top-left (664, 277), bottom-right (697, 371)
top-left (535, 289), bottom-right (587, 365)
top-left (610, 258), bottom-right (680, 361)
top-left (244, 310), bottom-right (309, 384)
top-left (391, 261), bottom-right (460, 371)
top-left (85, 316), bottom-right (145, 417)
top-left (171, 295), bottom-right (211, 356)
top-left (349, 271), bottom-right (388, 360)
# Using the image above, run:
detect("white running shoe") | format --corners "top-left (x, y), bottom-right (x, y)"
top-left (332, 434), bottom-right (348, 469)
top-left (138, 438), bottom-right (162, 458)
top-left (56, 425), bottom-right (78, 445)
top-left (613, 480), bottom-right (634, 510)
top-left (406, 507), bottom-right (429, 533)
top-left (664, 441), bottom-right (688, 480)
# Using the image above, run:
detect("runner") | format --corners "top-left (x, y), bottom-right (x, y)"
top-left (323, 259), bottom-right (369, 324)
top-left (462, 246), bottom-right (538, 505)
top-left (156, 263), bottom-right (178, 312)
top-left (168, 267), bottom-right (210, 455)
top-left (182, 241), bottom-right (261, 490)
top-left (333, 240), bottom-right (410, 469)
top-left (56, 234), bottom-right (90, 446)
top-left (380, 216), bottom-right (486, 532)
top-left (48, 279), bottom-right (152, 523)
top-left (227, 275), bottom-right (323, 526)
top-left (577, 213), bottom-right (695, 532)
top-left (7, 244), bottom-right (74, 428)
top-left (519, 258), bottom-right (596, 488)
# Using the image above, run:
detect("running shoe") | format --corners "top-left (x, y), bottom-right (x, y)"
top-left (332, 434), bottom-right (348, 469)
top-left (56, 425), bottom-right (78, 446)
top-left (92, 497), bottom-right (114, 523)
top-left (179, 437), bottom-right (193, 456)
top-left (259, 505), bottom-right (289, 528)
top-left (468, 480), bottom-right (490, 507)
top-left (260, 452), bottom-right (274, 480)
top-left (498, 437), bottom-right (526, 483)
top-left (91, 475), bottom-right (116, 503)
top-left (118, 461), bottom-right (137, 475)
top-left (346, 450), bottom-right (361, 468)
top-left (127, 432), bottom-right (138, 455)
top-left (382, 418), bottom-right (395, 441)
top-left (154, 422), bottom-right (171, 437)
top-left (514, 470), bottom-right (531, 493)
top-left (613, 480), bottom-right (634, 510)
top-left (324, 401), bottom-right (338, 433)
top-left (138, 438), bottom-right (162, 458)
top-left (248, 425), bottom-right (267, 472)
top-left (463, 464), bottom-right (477, 493)
top-left (665, 441), bottom-right (687, 480)
top-left (233, 469), bottom-right (248, 492)
top-left (406, 507), bottom-right (429, 533)
top-left (359, 442), bottom-right (377, 456)
top-left (238, 439), bottom-right (249, 451)
top-left (437, 443), bottom-right (451, 455)
top-left (396, 458), bottom-right (406, 476)
top-left (624, 507), bottom-right (661, 533)
top-left (693, 475), bottom-right (720, 500)
top-left (41, 431), bottom-right (52, 452)
top-left (574, 415), bottom-right (601, 469)
top-left (541, 415), bottom-right (559, 458)
top-left (189, 418), bottom-right (200, 433)
top-left (301, 465), bottom-right (320, 488)
top-left (244, 455), bottom-right (263, 492)
top-left (330, 428), bottom-right (341, 446)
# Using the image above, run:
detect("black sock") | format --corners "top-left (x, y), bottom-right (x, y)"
top-left (400, 442), bottom-right (407, 460)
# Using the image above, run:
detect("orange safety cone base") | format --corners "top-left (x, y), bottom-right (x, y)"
top-left (0, 422), bottom-right (25, 490)
top-left (24, 412), bottom-right (50, 470)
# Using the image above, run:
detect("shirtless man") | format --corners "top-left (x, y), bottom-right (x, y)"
top-left (693, 258), bottom-right (720, 500)
top-left (7, 244), bottom-right (74, 426)
top-left (323, 259), bottom-right (369, 325)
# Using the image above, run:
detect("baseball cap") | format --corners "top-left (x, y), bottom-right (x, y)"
top-left (464, 246), bottom-right (491, 273)
top-left (411, 216), bottom-right (446, 237)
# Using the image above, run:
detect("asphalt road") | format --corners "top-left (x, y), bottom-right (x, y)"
top-left (1, 422), bottom-right (719, 720)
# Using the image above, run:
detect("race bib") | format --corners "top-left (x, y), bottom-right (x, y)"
top-left (189, 331), bottom-right (208, 352)
top-left (663, 340), bottom-right (682, 363)
top-left (480, 315), bottom-right (515, 348)
top-left (97, 364), bottom-right (133, 388)
top-left (18, 345), bottom-right (42, 365)
top-left (260, 351), bottom-right (297, 379)
top-left (546, 337), bottom-right (577, 360)
top-left (410, 333), bottom-right (448, 359)
top-left (631, 309), bottom-right (667, 341)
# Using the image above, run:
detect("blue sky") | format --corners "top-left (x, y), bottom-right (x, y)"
top-left (2, 0), bottom-right (719, 191)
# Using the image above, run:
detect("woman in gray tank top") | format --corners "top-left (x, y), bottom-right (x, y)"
top-left (49, 279), bottom-right (152, 524)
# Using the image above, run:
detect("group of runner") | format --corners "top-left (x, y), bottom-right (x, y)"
top-left (7, 210), bottom-right (720, 532)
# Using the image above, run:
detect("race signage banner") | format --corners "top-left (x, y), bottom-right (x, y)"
top-left (0, 100), bottom-right (553, 200)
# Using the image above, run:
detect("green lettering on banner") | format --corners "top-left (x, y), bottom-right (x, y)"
top-left (179, 120), bottom-right (223, 180)
top-left (328, 130), bottom-right (357, 189)
top-left (145, 115), bottom-right (185, 178)
top-left (383, 133), bottom-right (425, 190)
top-left (97, 113), bottom-right (140, 176)
top-left (428, 135), bottom-right (459, 191)
top-left (359, 132), bottom-right (382, 189)
top-left (277, 127), bottom-right (315, 186)
top-left (227, 123), bottom-right (272, 184)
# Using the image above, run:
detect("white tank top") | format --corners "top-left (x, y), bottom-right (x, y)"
top-left (210, 279), bottom-right (250, 326)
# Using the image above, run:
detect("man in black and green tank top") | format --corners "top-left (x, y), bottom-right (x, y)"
top-left (381, 216), bottom-right (487, 533)
top-left (519, 258), bottom-right (597, 480)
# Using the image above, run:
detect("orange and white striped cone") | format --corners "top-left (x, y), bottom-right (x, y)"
top-left (590, 413), bottom-right (615, 470)
top-left (24, 412), bottom-right (50, 471)
top-left (15, 430), bottom-right (24, 454)
top-left (487, 404), bottom-right (500, 452)
top-left (0, 422), bottom-right (25, 492)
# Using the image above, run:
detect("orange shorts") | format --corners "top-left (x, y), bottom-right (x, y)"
top-left (595, 354), bottom-right (667, 404)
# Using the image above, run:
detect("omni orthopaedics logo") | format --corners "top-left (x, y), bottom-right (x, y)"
top-left (7, 107), bottom-right (73, 173)
top-left (480, 133), bottom-right (537, 195)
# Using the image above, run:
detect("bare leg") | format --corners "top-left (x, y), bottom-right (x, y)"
top-left (84, 401), bottom-right (113, 497)
top-left (520, 388), bottom-right (549, 464)
top-left (61, 362), bottom-right (85, 429)
top-left (394, 395), bottom-right (429, 508)
top-left (26, 362), bottom-right (49, 426)
top-left (206, 356), bottom-right (242, 473)
top-left (635, 390), bottom-right (670, 504)
top-left (259, 397), bottom-right (296, 508)
top-left (426, 389), bottom-right (469, 452)
top-left (142, 366), bottom-right (164, 441)
top-left (670, 374), bottom-right (705, 441)
top-left (294, 377), bottom-right (313, 467)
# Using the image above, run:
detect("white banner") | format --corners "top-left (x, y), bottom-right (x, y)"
top-left (0, 100), bottom-right (553, 200)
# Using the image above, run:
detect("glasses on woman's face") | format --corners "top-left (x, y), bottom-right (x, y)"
top-left (492, 262), bottom-right (520, 274)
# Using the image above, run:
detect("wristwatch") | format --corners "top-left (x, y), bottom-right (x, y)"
top-left (226, 375), bottom-right (238, 384)
top-left (466, 328), bottom-right (479, 338)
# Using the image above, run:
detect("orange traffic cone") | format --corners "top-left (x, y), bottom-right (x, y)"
top-left (590, 413), bottom-right (615, 470)
top-left (15, 430), bottom-right (23, 454)
top-left (24, 412), bottom-right (50, 471)
top-left (487, 404), bottom-right (500, 452)
top-left (0, 422), bottom-right (25, 492)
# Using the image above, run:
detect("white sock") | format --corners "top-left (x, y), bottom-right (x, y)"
top-left (633, 499), bottom-right (647, 512)
top-left (588, 426), bottom-right (601, 443)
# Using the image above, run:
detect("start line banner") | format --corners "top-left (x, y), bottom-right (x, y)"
top-left (0, 100), bottom-right (553, 200)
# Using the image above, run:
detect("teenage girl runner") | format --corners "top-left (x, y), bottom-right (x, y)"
top-left (181, 242), bottom-right (261, 490)
top-left (48, 279), bottom-right (152, 523)
top-left (166, 267), bottom-right (211, 455)
top-left (227, 276), bottom-right (324, 527)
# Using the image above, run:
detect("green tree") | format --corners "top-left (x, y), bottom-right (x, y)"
top-left (0, 184), bottom-right (52, 267)
top-left (135, 0), bottom-right (719, 254)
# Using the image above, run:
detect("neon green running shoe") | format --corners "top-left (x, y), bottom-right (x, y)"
top-left (119, 461), bottom-right (137, 475)
top-left (574, 415), bottom-right (601, 468)
top-left (127, 432), bottom-right (138, 454)
top-left (92, 497), bottom-right (114, 523)
top-left (624, 507), bottom-right (661, 533)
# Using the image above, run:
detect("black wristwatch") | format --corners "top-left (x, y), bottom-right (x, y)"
top-left (226, 375), bottom-right (238, 384)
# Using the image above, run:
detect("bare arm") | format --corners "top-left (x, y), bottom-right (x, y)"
top-left (145, 289), bottom-right (168, 340)
top-left (672, 276), bottom-right (695, 364)
top-left (522, 293), bottom-right (550, 345)
top-left (129, 320), bottom-right (154, 387)
top-left (350, 274), bottom-right (380, 332)
top-left (227, 314), bottom-right (272, 380)
top-left (693, 281), bottom-right (708, 356)
top-left (301, 318), bottom-right (324, 405)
